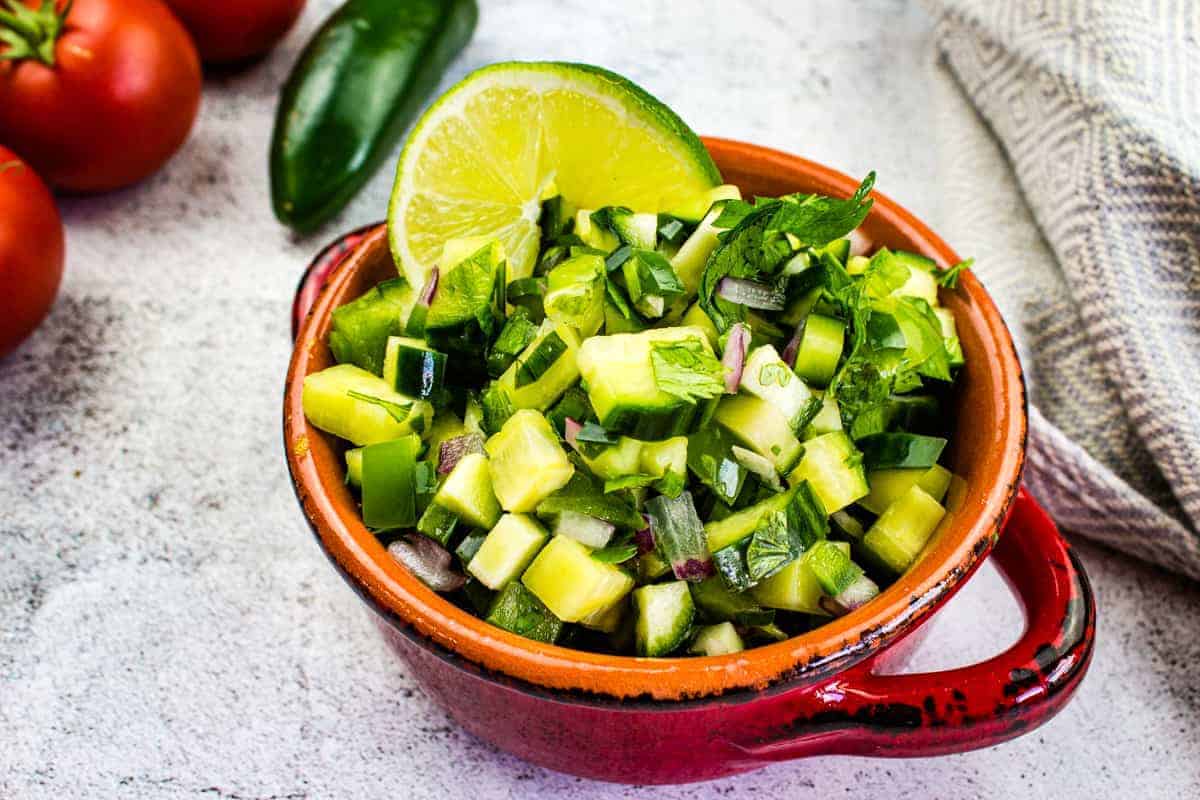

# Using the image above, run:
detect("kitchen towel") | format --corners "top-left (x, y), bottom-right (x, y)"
top-left (925, 0), bottom-right (1200, 579)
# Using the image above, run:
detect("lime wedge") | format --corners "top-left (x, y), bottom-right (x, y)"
top-left (387, 61), bottom-right (722, 289)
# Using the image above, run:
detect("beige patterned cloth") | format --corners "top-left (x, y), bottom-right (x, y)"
top-left (926, 0), bottom-right (1200, 579)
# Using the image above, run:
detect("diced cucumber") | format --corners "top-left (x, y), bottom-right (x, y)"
top-left (345, 447), bottom-right (363, 487)
top-left (468, 513), bottom-right (549, 590)
top-left (623, 249), bottom-right (684, 319)
top-left (506, 276), bottom-right (546, 322)
top-left (819, 238), bottom-right (851, 264)
top-left (485, 410), bottom-right (575, 512)
top-left (934, 307), bottom-right (964, 368)
top-left (861, 486), bottom-right (946, 574)
top-left (434, 452), bottom-right (501, 529)
top-left (779, 286), bottom-right (822, 328)
top-left (860, 464), bottom-right (952, 515)
top-left (680, 302), bottom-right (719, 348)
top-left (859, 432), bottom-right (947, 470)
top-left (487, 307), bottom-right (539, 378)
top-left (713, 394), bottom-right (802, 473)
top-left (496, 321), bottom-right (581, 411)
top-left (739, 344), bottom-right (817, 432)
top-left (585, 207), bottom-right (657, 249)
top-left (688, 622), bottom-right (744, 656)
top-left (787, 431), bottom-right (868, 513)
top-left (750, 541), bottom-right (849, 615)
top-left (416, 502), bottom-right (459, 547)
top-left (846, 254), bottom-right (871, 275)
top-left (633, 581), bottom-right (695, 656)
top-left (454, 530), bottom-right (487, 567)
top-left (544, 253), bottom-right (606, 336)
top-left (638, 550), bottom-right (672, 581)
top-left (424, 411), bottom-right (466, 472)
top-left (576, 326), bottom-right (716, 431)
top-left (579, 598), bottom-right (627, 633)
top-left (803, 393), bottom-right (843, 439)
top-left (670, 190), bottom-right (742, 296)
top-left (891, 251), bottom-right (940, 306)
top-left (638, 437), bottom-right (688, 496)
top-left (302, 364), bottom-right (434, 445)
top-left (793, 314), bottom-right (844, 387)
top-left (582, 436), bottom-right (643, 480)
top-left (705, 490), bottom-right (795, 552)
top-left (690, 577), bottom-right (774, 625)
top-left (485, 581), bottom-right (563, 643)
top-left (521, 535), bottom-right (635, 622)
top-left (804, 540), bottom-right (862, 595)
top-left (382, 336), bottom-right (447, 400)
top-left (552, 510), bottom-right (615, 548)
top-left (360, 435), bottom-right (421, 529)
top-left (327, 278), bottom-right (416, 376)
top-left (575, 209), bottom-right (620, 251)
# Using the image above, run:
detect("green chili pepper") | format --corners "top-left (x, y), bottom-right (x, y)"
top-left (270, 0), bottom-right (477, 232)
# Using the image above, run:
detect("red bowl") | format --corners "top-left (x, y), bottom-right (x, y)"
top-left (284, 138), bottom-right (1095, 784)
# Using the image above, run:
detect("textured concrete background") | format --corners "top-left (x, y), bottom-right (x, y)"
top-left (2, 1), bottom-right (1197, 797)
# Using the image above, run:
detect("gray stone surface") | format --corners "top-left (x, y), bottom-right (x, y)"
top-left (1, 1), bottom-right (1196, 797)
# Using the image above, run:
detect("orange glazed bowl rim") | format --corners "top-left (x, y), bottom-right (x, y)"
top-left (284, 137), bottom-right (1027, 702)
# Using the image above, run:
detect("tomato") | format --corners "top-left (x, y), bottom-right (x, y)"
top-left (0, 0), bottom-right (202, 193)
top-left (166, 0), bottom-right (306, 64)
top-left (0, 148), bottom-right (64, 360)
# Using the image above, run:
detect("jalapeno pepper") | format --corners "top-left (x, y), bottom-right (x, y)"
top-left (270, 0), bottom-right (477, 232)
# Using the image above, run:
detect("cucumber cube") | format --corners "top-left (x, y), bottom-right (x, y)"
top-left (434, 452), bottom-right (501, 529)
top-left (670, 191), bottom-right (741, 296)
top-left (713, 394), bottom-right (802, 473)
top-left (805, 540), bottom-right (862, 595)
top-left (576, 327), bottom-right (715, 430)
top-left (344, 447), bottom-right (363, 487)
top-left (634, 581), bottom-right (696, 656)
top-left (521, 535), bottom-right (634, 622)
top-left (688, 622), bottom-right (745, 656)
top-left (468, 513), bottom-right (549, 590)
top-left (787, 431), bottom-right (869, 513)
top-left (485, 582), bottom-right (563, 643)
top-left (579, 598), bottom-right (627, 633)
top-left (496, 322), bottom-right (582, 411)
top-left (750, 542), bottom-right (849, 615)
top-left (486, 410), bottom-right (575, 512)
top-left (680, 302), bottom-right (719, 349)
top-left (893, 261), bottom-right (939, 306)
top-left (705, 490), bottom-right (794, 552)
top-left (575, 209), bottom-right (620, 252)
top-left (802, 394), bottom-right (843, 439)
top-left (638, 436), bottom-right (688, 497)
top-left (860, 464), bottom-right (953, 515)
top-left (739, 344), bottom-right (816, 432)
top-left (793, 314), bottom-right (844, 388)
top-left (862, 486), bottom-right (946, 574)
top-left (302, 364), bottom-right (433, 445)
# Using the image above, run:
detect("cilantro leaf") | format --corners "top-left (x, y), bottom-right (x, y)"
top-left (574, 421), bottom-right (617, 445)
top-left (937, 257), bottom-right (974, 289)
top-left (591, 542), bottom-right (639, 563)
top-left (649, 339), bottom-right (726, 403)
top-left (346, 390), bottom-right (412, 423)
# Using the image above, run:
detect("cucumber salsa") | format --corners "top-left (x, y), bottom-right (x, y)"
top-left (302, 159), bottom-right (972, 659)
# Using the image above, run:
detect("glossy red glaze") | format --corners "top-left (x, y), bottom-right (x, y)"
top-left (286, 139), bottom-right (1095, 783)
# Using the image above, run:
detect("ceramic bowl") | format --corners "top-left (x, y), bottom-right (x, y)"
top-left (284, 138), bottom-right (1095, 784)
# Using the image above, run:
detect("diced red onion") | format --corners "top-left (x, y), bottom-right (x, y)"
top-left (388, 535), bottom-right (465, 592)
top-left (731, 445), bottom-right (783, 492)
top-left (564, 417), bottom-right (583, 451)
top-left (437, 433), bottom-right (485, 475)
top-left (418, 266), bottom-right (440, 307)
top-left (674, 558), bottom-right (715, 580)
top-left (781, 319), bottom-right (804, 369)
top-left (634, 516), bottom-right (655, 554)
top-left (554, 510), bottom-right (615, 549)
top-left (716, 277), bottom-right (785, 311)
top-left (849, 229), bottom-right (872, 257)
top-left (722, 322), bottom-right (750, 393)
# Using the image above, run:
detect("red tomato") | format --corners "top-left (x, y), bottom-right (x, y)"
top-left (166, 0), bottom-right (305, 64)
top-left (0, 147), bottom-right (65, 359)
top-left (0, 0), bottom-right (202, 193)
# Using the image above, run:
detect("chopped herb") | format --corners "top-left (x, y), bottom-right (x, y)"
top-left (650, 339), bottom-right (725, 403)
top-left (591, 542), bottom-right (639, 563)
top-left (937, 257), bottom-right (974, 289)
top-left (346, 390), bottom-right (411, 423)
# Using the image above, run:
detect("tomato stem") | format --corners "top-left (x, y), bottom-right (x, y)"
top-left (0, 0), bottom-right (71, 67)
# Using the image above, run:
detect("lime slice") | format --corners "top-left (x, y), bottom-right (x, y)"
top-left (387, 61), bottom-right (722, 289)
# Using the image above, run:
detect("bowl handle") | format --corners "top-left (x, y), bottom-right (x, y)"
top-left (733, 488), bottom-right (1095, 761)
